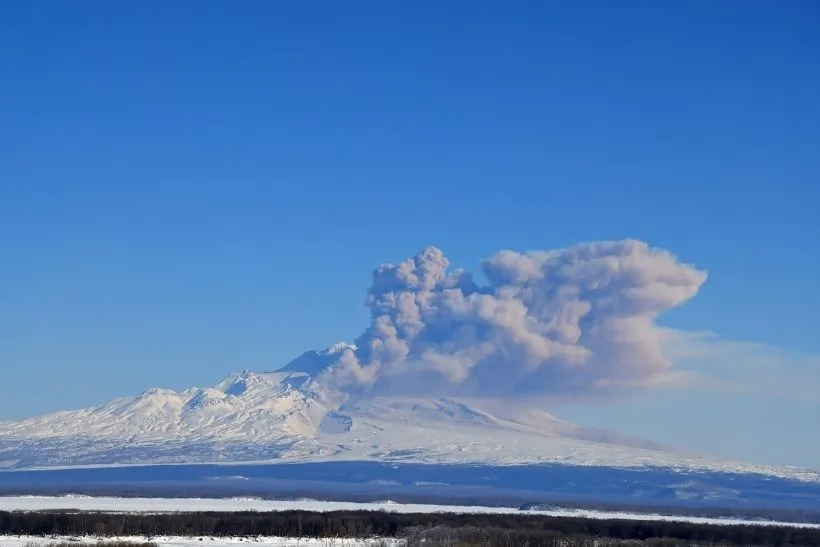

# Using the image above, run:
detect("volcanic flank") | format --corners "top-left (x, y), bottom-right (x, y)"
top-left (3, 241), bottom-right (814, 483)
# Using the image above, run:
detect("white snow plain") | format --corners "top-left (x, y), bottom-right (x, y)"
top-left (0, 496), bottom-right (817, 529)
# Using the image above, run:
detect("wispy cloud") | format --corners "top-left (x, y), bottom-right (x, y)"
top-left (661, 329), bottom-right (820, 403)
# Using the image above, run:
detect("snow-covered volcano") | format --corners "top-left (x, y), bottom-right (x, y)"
top-left (0, 343), bottom-right (816, 482)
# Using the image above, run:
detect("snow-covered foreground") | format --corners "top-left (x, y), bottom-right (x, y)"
top-left (0, 496), bottom-right (818, 530)
top-left (0, 536), bottom-right (399, 547)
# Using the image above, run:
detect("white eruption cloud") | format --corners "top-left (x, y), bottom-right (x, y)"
top-left (320, 240), bottom-right (707, 398)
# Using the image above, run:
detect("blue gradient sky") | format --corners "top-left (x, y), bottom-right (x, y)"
top-left (1, 2), bottom-right (819, 468)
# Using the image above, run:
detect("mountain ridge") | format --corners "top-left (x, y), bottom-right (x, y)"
top-left (1, 343), bottom-right (818, 483)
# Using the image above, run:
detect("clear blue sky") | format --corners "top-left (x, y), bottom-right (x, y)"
top-left (1, 2), bottom-right (819, 468)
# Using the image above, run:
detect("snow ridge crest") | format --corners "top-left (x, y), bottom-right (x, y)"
top-left (0, 343), bottom-right (818, 483)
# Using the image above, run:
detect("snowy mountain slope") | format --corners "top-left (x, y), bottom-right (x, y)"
top-left (0, 343), bottom-right (818, 483)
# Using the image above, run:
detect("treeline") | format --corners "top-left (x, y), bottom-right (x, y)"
top-left (2, 510), bottom-right (820, 546)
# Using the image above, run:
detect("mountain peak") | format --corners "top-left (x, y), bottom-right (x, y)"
top-left (1, 345), bottom-right (818, 484)
top-left (321, 341), bottom-right (357, 355)
top-left (215, 370), bottom-right (266, 396)
top-left (139, 387), bottom-right (177, 398)
top-left (276, 342), bottom-right (355, 375)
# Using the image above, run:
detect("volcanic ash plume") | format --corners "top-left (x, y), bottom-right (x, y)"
top-left (319, 240), bottom-right (707, 398)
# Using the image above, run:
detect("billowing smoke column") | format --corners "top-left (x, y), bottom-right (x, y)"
top-left (320, 240), bottom-right (707, 398)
